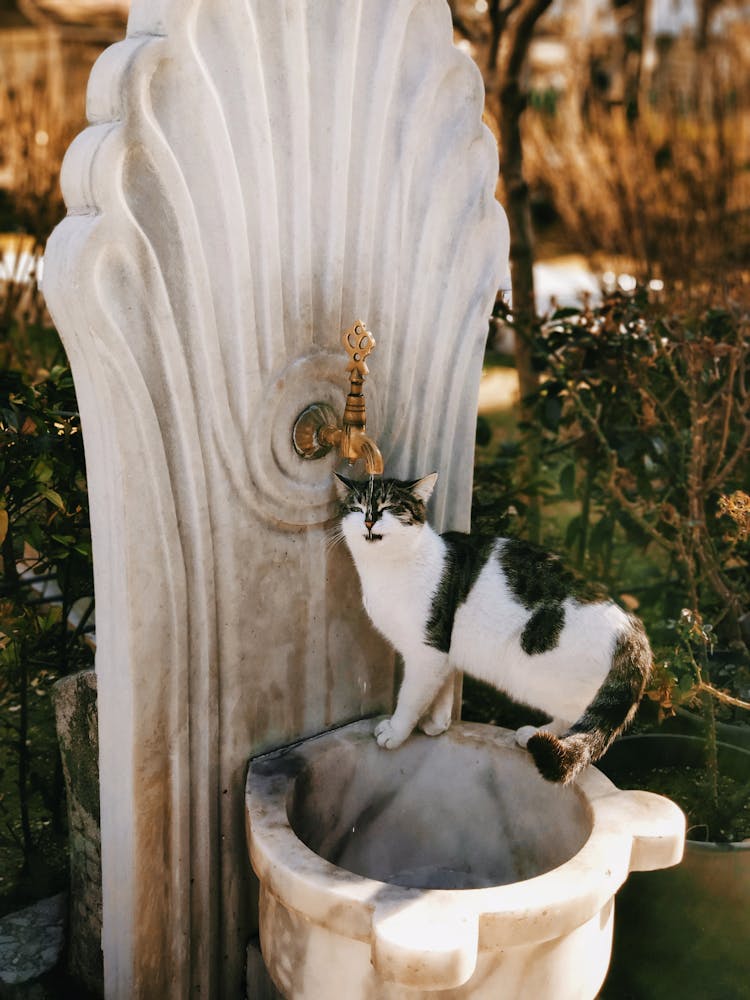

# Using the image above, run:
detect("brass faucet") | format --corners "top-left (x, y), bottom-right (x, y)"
top-left (292, 321), bottom-right (384, 475)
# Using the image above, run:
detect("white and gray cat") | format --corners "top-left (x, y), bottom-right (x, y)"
top-left (335, 472), bottom-right (651, 784)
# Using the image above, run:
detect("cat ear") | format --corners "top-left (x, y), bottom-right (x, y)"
top-left (410, 472), bottom-right (438, 504)
top-left (334, 473), bottom-right (356, 499)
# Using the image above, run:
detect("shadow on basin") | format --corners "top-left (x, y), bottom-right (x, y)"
top-left (288, 727), bottom-right (591, 889)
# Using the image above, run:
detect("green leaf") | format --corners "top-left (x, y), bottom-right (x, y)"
top-left (550, 307), bottom-right (581, 320)
top-left (542, 395), bottom-right (563, 431)
top-left (565, 515), bottom-right (582, 549)
top-left (559, 463), bottom-right (576, 500)
top-left (40, 488), bottom-right (65, 511)
top-left (589, 516), bottom-right (614, 557)
top-left (678, 674), bottom-right (695, 693)
top-left (51, 534), bottom-right (75, 545)
top-left (33, 458), bottom-right (54, 484)
top-left (475, 416), bottom-right (492, 447)
top-left (26, 522), bottom-right (44, 550)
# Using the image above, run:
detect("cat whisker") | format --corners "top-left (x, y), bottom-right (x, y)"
top-left (325, 526), bottom-right (346, 553)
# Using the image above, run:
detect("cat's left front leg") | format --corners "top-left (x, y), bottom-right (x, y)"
top-left (419, 673), bottom-right (456, 736)
top-left (375, 647), bottom-right (451, 749)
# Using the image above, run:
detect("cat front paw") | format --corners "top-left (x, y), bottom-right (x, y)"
top-left (419, 714), bottom-right (451, 737)
top-left (374, 718), bottom-right (410, 749)
top-left (515, 725), bottom-right (540, 749)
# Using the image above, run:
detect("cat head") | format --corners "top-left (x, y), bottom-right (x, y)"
top-left (334, 473), bottom-right (438, 553)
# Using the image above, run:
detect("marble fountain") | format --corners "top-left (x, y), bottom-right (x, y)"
top-left (42, 0), bottom-right (685, 996)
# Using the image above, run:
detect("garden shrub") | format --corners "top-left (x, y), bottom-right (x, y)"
top-left (472, 290), bottom-right (750, 728)
top-left (0, 356), bottom-right (93, 913)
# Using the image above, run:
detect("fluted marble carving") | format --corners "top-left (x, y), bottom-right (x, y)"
top-left (43, 0), bottom-right (508, 996)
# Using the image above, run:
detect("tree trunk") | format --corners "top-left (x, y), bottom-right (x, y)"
top-left (495, 0), bottom-right (553, 541)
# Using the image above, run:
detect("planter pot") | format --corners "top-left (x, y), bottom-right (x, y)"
top-left (597, 734), bottom-right (750, 1000)
top-left (664, 707), bottom-right (750, 751)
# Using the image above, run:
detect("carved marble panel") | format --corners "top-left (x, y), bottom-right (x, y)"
top-left (43, 1), bottom-right (508, 996)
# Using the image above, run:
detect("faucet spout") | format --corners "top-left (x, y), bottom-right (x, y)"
top-left (349, 431), bottom-right (384, 476)
top-left (292, 320), bottom-right (384, 475)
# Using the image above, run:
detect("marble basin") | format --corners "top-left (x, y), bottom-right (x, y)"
top-left (245, 720), bottom-right (685, 999)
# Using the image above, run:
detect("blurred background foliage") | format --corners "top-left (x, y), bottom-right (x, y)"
top-left (451, 0), bottom-right (750, 290)
top-left (0, 0), bottom-right (748, 908)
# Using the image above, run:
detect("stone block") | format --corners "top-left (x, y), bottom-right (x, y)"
top-left (53, 670), bottom-right (103, 998)
top-left (0, 894), bottom-right (66, 991)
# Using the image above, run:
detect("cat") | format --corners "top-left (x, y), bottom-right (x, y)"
top-left (335, 472), bottom-right (651, 784)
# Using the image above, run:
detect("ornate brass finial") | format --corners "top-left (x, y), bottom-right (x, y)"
top-left (292, 320), bottom-right (384, 475)
top-left (343, 320), bottom-right (376, 379)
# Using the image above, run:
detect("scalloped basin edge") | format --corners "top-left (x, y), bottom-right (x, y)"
top-left (246, 720), bottom-right (685, 999)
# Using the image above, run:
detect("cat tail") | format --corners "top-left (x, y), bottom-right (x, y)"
top-left (527, 616), bottom-right (652, 785)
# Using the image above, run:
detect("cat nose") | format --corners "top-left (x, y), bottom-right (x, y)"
top-left (365, 520), bottom-right (374, 532)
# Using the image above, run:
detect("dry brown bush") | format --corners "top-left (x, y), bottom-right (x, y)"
top-left (0, 33), bottom-right (95, 248)
top-left (0, 32), bottom-right (102, 351)
top-left (523, 42), bottom-right (750, 288)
